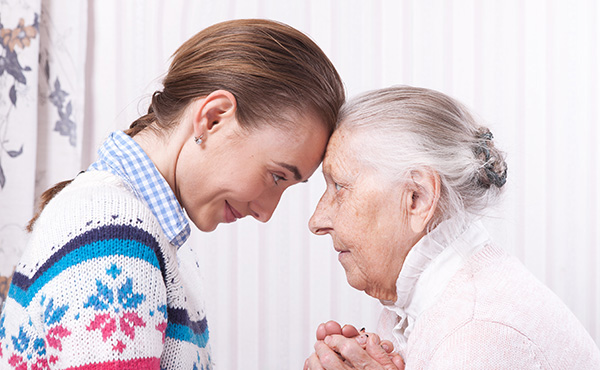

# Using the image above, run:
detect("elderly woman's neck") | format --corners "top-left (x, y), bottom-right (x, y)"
top-left (366, 286), bottom-right (398, 302)
top-left (371, 229), bottom-right (428, 303)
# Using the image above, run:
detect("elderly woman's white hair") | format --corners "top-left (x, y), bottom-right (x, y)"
top-left (336, 86), bottom-right (508, 229)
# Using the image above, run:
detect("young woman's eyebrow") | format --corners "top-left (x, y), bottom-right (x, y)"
top-left (276, 162), bottom-right (303, 181)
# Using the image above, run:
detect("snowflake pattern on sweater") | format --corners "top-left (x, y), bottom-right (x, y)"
top-left (0, 171), bottom-right (212, 369)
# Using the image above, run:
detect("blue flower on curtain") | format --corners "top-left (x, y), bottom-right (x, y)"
top-left (0, 15), bottom-right (39, 189)
top-left (48, 77), bottom-right (77, 146)
top-left (0, 16), bottom-right (38, 106)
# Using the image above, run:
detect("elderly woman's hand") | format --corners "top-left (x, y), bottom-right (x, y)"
top-left (304, 333), bottom-right (404, 370)
top-left (315, 320), bottom-right (395, 353)
top-left (305, 320), bottom-right (404, 370)
top-left (315, 320), bottom-right (361, 341)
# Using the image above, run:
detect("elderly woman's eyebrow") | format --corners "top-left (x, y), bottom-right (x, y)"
top-left (276, 162), bottom-right (303, 181)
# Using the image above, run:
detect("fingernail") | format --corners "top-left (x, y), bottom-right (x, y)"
top-left (381, 343), bottom-right (390, 352)
top-left (324, 336), bottom-right (331, 345)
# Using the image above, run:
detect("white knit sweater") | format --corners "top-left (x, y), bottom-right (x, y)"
top-left (0, 171), bottom-right (212, 369)
top-left (378, 220), bottom-right (600, 369)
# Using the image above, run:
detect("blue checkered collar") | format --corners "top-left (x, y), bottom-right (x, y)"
top-left (88, 130), bottom-right (191, 248)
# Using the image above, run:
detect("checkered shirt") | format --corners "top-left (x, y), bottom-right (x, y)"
top-left (88, 131), bottom-right (191, 248)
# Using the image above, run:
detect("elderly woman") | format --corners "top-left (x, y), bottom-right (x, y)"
top-left (305, 86), bottom-right (600, 370)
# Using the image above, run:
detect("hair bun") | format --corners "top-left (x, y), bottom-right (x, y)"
top-left (474, 128), bottom-right (507, 188)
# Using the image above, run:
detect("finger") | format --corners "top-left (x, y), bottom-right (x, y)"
top-left (341, 324), bottom-right (360, 338)
top-left (391, 354), bottom-right (405, 370)
top-left (324, 334), bottom-right (373, 367)
top-left (314, 340), bottom-right (350, 369)
top-left (324, 334), bottom-right (403, 370)
top-left (355, 333), bottom-right (368, 348)
top-left (366, 332), bottom-right (381, 344)
top-left (324, 320), bottom-right (343, 336)
top-left (365, 335), bottom-right (402, 370)
top-left (354, 331), bottom-right (381, 349)
top-left (359, 333), bottom-right (395, 354)
top-left (380, 339), bottom-right (394, 354)
top-left (316, 323), bottom-right (327, 340)
top-left (317, 321), bottom-right (342, 341)
top-left (305, 352), bottom-right (326, 370)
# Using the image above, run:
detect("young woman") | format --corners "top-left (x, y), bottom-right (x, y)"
top-left (0, 19), bottom-right (344, 369)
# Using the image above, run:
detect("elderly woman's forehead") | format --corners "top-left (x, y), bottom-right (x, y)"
top-left (324, 132), bottom-right (350, 161)
top-left (328, 129), bottom-right (354, 150)
top-left (323, 132), bottom-right (364, 174)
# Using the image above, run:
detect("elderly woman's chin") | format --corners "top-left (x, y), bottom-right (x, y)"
top-left (335, 252), bottom-right (400, 302)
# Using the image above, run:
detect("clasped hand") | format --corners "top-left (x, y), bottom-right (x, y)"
top-left (304, 321), bottom-right (405, 370)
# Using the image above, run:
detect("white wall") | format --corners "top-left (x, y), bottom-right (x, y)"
top-left (85, 0), bottom-right (600, 368)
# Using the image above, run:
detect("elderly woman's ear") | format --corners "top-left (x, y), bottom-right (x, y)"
top-left (406, 168), bottom-right (441, 234)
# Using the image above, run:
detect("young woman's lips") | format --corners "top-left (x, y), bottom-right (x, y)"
top-left (224, 201), bottom-right (243, 223)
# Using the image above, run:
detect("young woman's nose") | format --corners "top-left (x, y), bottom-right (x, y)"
top-left (250, 189), bottom-right (283, 223)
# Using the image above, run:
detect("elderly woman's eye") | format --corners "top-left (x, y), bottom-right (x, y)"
top-left (334, 182), bottom-right (342, 191)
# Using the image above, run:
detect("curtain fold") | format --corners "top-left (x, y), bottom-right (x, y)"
top-left (0, 0), bottom-right (41, 308)
top-left (0, 0), bottom-right (87, 309)
top-left (35, 0), bottom-right (87, 198)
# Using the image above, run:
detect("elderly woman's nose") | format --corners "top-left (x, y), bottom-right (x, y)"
top-left (309, 197), bottom-right (331, 235)
top-left (308, 213), bottom-right (322, 235)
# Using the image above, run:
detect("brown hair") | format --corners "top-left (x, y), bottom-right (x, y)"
top-left (128, 18), bottom-right (344, 136)
top-left (27, 19), bottom-right (345, 232)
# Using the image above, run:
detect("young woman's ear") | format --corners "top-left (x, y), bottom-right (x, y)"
top-left (192, 90), bottom-right (237, 139)
top-left (407, 168), bottom-right (441, 234)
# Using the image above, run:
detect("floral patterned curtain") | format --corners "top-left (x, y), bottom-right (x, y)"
top-left (0, 0), bottom-right (87, 311)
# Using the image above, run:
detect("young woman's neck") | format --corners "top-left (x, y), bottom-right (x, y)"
top-left (132, 123), bottom-right (189, 203)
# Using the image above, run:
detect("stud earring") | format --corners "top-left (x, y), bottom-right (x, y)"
top-left (194, 134), bottom-right (204, 145)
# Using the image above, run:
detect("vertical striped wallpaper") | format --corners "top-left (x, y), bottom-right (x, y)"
top-left (84, 1), bottom-right (600, 368)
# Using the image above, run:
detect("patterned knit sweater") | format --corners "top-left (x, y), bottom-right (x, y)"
top-left (0, 171), bottom-right (212, 369)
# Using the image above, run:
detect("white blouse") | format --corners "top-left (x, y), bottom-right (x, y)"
top-left (380, 218), bottom-right (491, 351)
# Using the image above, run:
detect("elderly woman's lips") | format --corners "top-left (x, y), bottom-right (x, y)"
top-left (337, 250), bottom-right (349, 261)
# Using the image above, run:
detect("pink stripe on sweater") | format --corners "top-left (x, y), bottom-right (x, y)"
top-left (66, 357), bottom-right (160, 370)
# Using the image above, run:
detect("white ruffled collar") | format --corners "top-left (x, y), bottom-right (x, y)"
top-left (380, 218), bottom-right (491, 346)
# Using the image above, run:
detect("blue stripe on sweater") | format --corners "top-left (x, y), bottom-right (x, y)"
top-left (10, 225), bottom-right (163, 307)
top-left (166, 323), bottom-right (210, 348)
top-left (9, 224), bottom-right (211, 348)
top-left (168, 307), bottom-right (208, 335)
